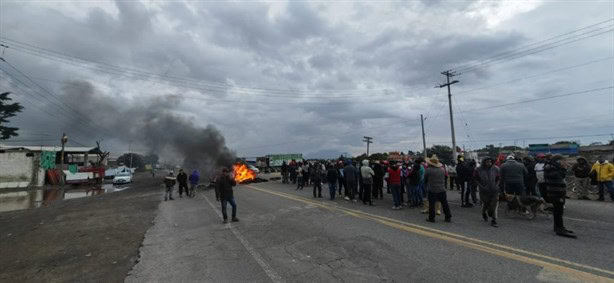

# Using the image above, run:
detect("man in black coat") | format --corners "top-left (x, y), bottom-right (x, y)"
top-left (217, 168), bottom-right (239, 223)
top-left (176, 169), bottom-right (189, 198)
top-left (545, 155), bottom-right (576, 238)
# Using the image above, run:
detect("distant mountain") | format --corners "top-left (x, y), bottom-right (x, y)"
top-left (305, 149), bottom-right (352, 160)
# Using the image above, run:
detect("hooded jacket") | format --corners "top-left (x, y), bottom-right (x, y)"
top-left (591, 161), bottom-right (614, 182)
top-left (326, 167), bottom-right (338, 184)
top-left (544, 159), bottom-right (567, 192)
top-left (387, 165), bottom-right (402, 185)
top-left (572, 157), bottom-right (591, 178)
top-left (344, 163), bottom-right (358, 184)
top-left (474, 160), bottom-right (500, 194)
top-left (177, 171), bottom-right (188, 184)
top-left (189, 170), bottom-right (200, 185)
top-left (360, 160), bottom-right (375, 185)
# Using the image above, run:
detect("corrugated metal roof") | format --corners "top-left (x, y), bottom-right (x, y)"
top-left (0, 144), bottom-right (96, 153)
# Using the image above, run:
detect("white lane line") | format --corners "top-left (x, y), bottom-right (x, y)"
top-left (200, 191), bottom-right (284, 283)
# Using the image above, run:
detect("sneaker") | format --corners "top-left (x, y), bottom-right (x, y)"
top-left (426, 218), bottom-right (435, 223)
top-left (169, 197), bottom-right (175, 200)
top-left (482, 213), bottom-right (488, 222)
top-left (352, 199), bottom-right (358, 203)
top-left (223, 219), bottom-right (228, 224)
top-left (491, 220), bottom-right (498, 227)
top-left (344, 197), bottom-right (350, 201)
top-left (232, 218), bottom-right (240, 222)
top-left (392, 206), bottom-right (398, 210)
top-left (555, 229), bottom-right (577, 239)
top-left (421, 210), bottom-right (428, 214)
top-left (436, 210), bottom-right (441, 215)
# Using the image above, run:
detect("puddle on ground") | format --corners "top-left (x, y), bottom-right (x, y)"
top-left (0, 184), bottom-right (130, 213)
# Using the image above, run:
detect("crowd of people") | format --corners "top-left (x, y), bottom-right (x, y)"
top-left (278, 153), bottom-right (614, 239)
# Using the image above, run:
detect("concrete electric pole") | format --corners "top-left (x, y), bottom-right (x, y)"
top-left (60, 133), bottom-right (68, 189)
top-left (363, 136), bottom-right (373, 157)
top-left (421, 114), bottom-right (427, 159)
top-left (438, 70), bottom-right (460, 162)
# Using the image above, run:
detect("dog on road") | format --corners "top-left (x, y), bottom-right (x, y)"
top-left (503, 193), bottom-right (550, 220)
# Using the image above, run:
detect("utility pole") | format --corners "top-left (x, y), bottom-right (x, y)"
top-left (60, 133), bottom-right (68, 189)
top-left (438, 70), bottom-right (460, 162)
top-left (363, 136), bottom-right (373, 157)
top-left (129, 140), bottom-right (133, 169)
top-left (421, 114), bottom-right (427, 159)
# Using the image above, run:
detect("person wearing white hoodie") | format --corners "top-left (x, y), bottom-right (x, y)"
top-left (361, 159), bottom-right (376, 206)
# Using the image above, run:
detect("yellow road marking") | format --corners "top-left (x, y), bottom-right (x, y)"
top-left (245, 184), bottom-right (614, 282)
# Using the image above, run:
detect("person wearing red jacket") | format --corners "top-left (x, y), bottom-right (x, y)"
top-left (388, 162), bottom-right (403, 209)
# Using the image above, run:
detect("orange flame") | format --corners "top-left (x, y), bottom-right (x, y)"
top-left (233, 163), bottom-right (256, 183)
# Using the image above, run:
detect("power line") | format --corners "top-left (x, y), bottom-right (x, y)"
top-left (450, 18), bottom-right (614, 73)
top-left (461, 86), bottom-right (613, 113)
top-left (427, 133), bottom-right (613, 145)
top-left (455, 56), bottom-right (614, 96)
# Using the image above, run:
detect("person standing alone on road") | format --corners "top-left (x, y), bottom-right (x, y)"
top-left (590, 156), bottom-right (614, 201)
top-left (188, 170), bottom-right (200, 198)
top-left (164, 172), bottom-right (176, 201)
top-left (176, 169), bottom-right (189, 198)
top-left (217, 168), bottom-right (239, 224)
top-left (474, 158), bottom-right (500, 227)
top-left (572, 157), bottom-right (592, 200)
top-left (424, 156), bottom-right (452, 223)
top-left (361, 159), bottom-right (375, 206)
top-left (545, 155), bottom-right (576, 238)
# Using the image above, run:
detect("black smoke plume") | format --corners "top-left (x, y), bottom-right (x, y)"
top-left (59, 80), bottom-right (236, 176)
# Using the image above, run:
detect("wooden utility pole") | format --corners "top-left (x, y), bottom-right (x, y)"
top-left (60, 133), bottom-right (68, 188)
top-left (363, 136), bottom-right (373, 157)
top-left (438, 70), bottom-right (460, 162)
top-left (421, 114), bottom-right (427, 159)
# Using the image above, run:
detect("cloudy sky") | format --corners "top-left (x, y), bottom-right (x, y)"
top-left (1, 0), bottom-right (613, 159)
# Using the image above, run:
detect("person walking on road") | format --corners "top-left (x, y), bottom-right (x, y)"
top-left (361, 159), bottom-right (375, 206)
top-left (590, 156), bottom-right (614, 201)
top-left (344, 161), bottom-right (359, 202)
top-left (188, 170), bottom-right (200, 198)
top-left (176, 169), bottom-right (189, 198)
top-left (500, 155), bottom-right (528, 198)
top-left (446, 161), bottom-right (457, 191)
top-left (424, 156), bottom-right (452, 223)
top-left (217, 168), bottom-right (239, 224)
top-left (474, 158), bottom-right (500, 227)
top-left (164, 172), bottom-right (176, 201)
top-left (572, 157), bottom-right (592, 200)
top-left (388, 162), bottom-right (403, 210)
top-left (326, 164), bottom-right (338, 200)
top-left (545, 155), bottom-right (575, 238)
top-left (312, 162), bottom-right (324, 198)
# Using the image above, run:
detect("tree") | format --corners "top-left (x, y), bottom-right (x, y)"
top-left (369, 152), bottom-right (389, 161)
top-left (427, 145), bottom-right (453, 165)
top-left (93, 141), bottom-right (110, 167)
top-left (554, 141), bottom-right (578, 145)
top-left (0, 92), bottom-right (23, 140)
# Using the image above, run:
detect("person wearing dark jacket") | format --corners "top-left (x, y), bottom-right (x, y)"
top-left (344, 161), bottom-right (358, 202)
top-left (188, 170), bottom-right (200, 198)
top-left (217, 168), bottom-right (239, 223)
top-left (176, 169), bottom-right (189, 198)
top-left (500, 155), bottom-right (528, 197)
top-left (572, 157), bottom-right (592, 200)
top-left (456, 156), bottom-right (474, 207)
top-left (372, 161), bottom-right (385, 199)
top-left (474, 158), bottom-right (500, 227)
top-left (523, 156), bottom-right (537, 196)
top-left (326, 164), bottom-right (338, 200)
top-left (312, 163), bottom-right (324, 198)
top-left (163, 172), bottom-right (176, 201)
top-left (545, 155), bottom-right (575, 238)
top-left (281, 161), bottom-right (289, 184)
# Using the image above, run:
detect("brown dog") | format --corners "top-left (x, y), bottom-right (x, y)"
top-left (504, 193), bottom-right (550, 220)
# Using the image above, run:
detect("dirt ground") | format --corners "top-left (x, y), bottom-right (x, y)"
top-left (0, 173), bottom-right (163, 282)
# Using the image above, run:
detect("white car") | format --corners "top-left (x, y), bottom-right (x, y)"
top-left (113, 172), bottom-right (132, 185)
top-left (248, 165), bottom-right (260, 174)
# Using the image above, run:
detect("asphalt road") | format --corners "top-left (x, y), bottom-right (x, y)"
top-left (127, 177), bottom-right (614, 282)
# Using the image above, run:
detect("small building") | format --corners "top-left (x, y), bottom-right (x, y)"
top-left (0, 144), bottom-right (101, 189)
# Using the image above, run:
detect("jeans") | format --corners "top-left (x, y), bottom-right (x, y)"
top-left (373, 178), bottom-right (384, 198)
top-left (461, 181), bottom-right (478, 205)
top-left (328, 182), bottom-right (337, 200)
top-left (221, 197), bottom-right (237, 220)
top-left (390, 184), bottom-right (402, 207)
top-left (547, 191), bottom-right (566, 230)
top-left (347, 181), bottom-right (357, 199)
top-left (296, 176), bottom-right (304, 190)
top-left (448, 176), bottom-right (456, 190)
top-left (598, 181), bottom-right (614, 200)
top-left (165, 185), bottom-right (173, 199)
top-left (362, 183), bottom-right (373, 204)
top-left (313, 181), bottom-right (322, 197)
top-left (480, 191), bottom-right (499, 220)
top-left (410, 184), bottom-right (423, 206)
top-left (338, 177), bottom-right (345, 194)
top-left (428, 192), bottom-right (452, 220)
